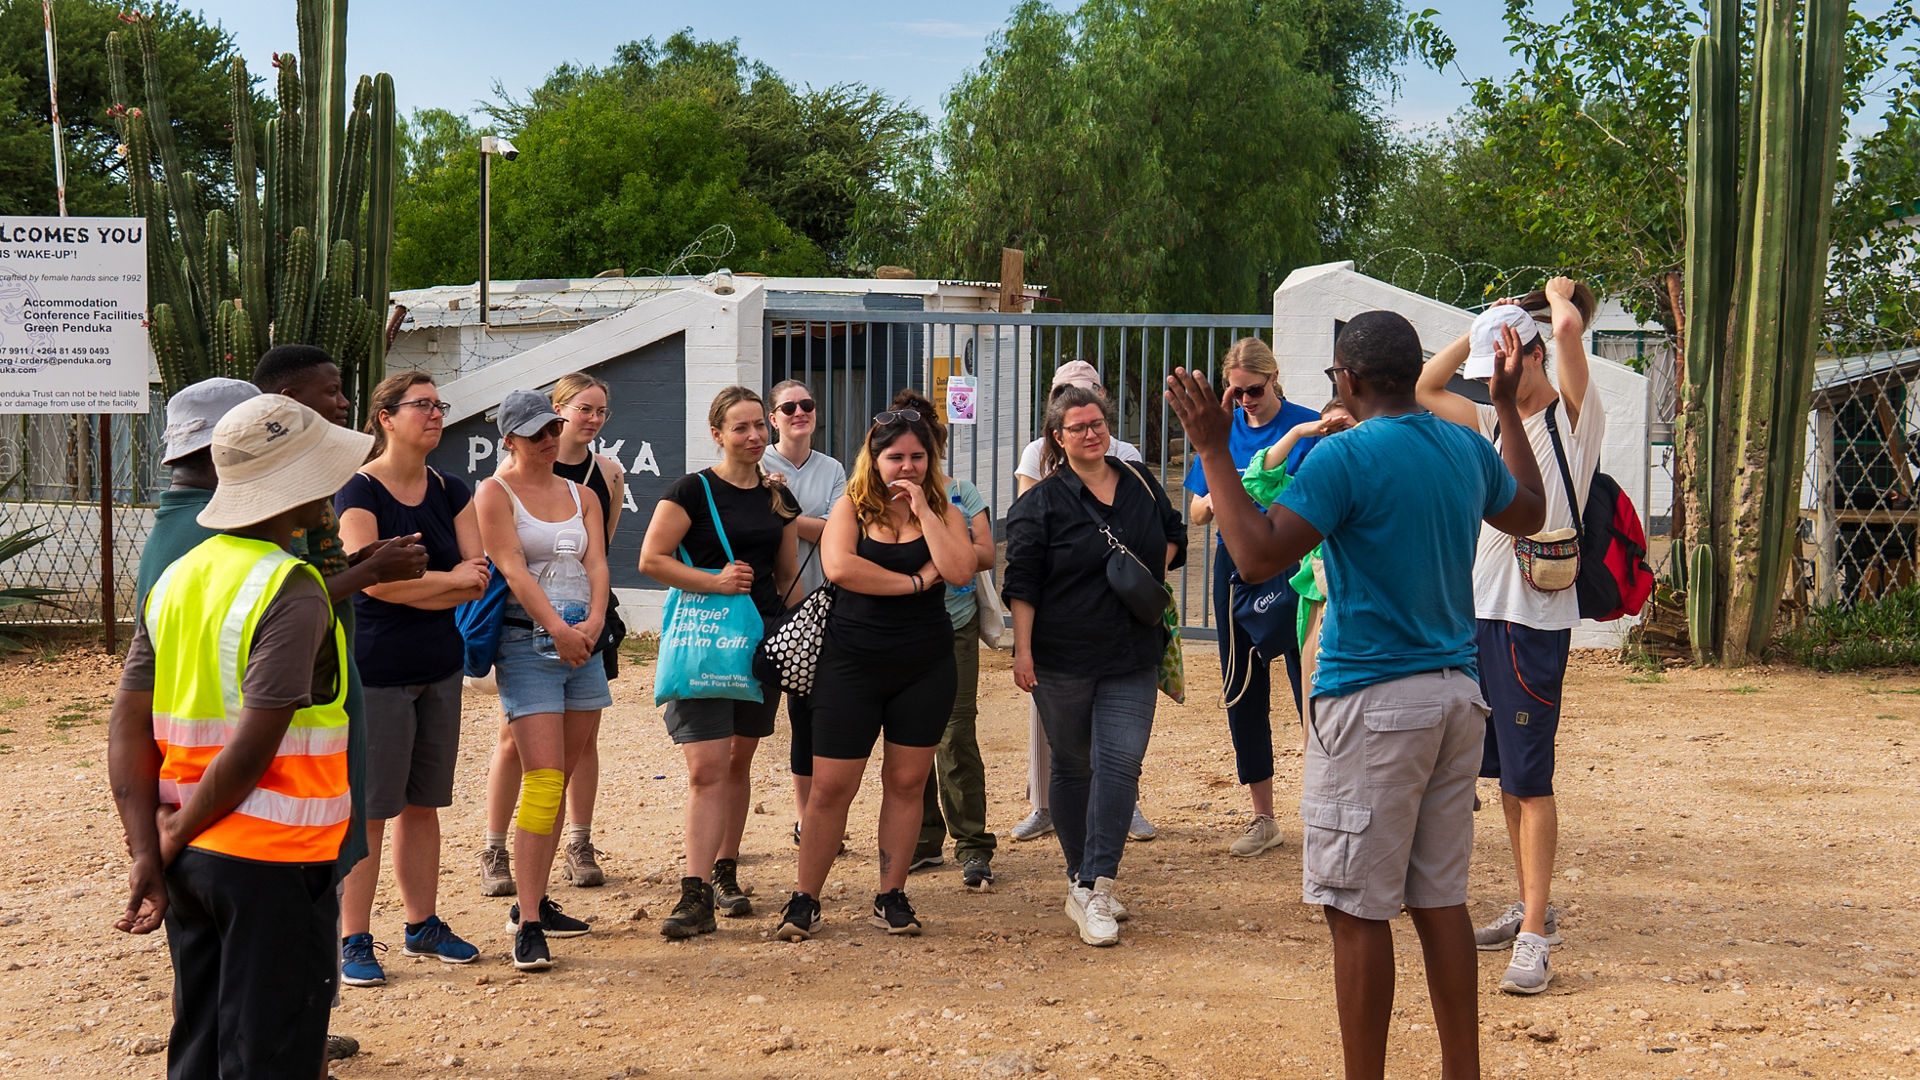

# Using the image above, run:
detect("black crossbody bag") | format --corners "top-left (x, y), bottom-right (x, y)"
top-left (1070, 463), bottom-right (1171, 626)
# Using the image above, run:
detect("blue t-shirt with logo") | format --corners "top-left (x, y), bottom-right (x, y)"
top-left (1277, 410), bottom-right (1516, 699)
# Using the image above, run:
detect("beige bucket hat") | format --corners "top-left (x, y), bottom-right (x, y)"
top-left (197, 395), bottom-right (374, 530)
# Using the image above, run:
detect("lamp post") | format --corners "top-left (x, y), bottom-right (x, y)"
top-left (478, 135), bottom-right (518, 329)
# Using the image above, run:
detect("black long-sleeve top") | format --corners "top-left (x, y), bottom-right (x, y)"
top-left (1003, 457), bottom-right (1188, 678)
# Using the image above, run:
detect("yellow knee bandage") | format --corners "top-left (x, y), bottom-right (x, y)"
top-left (517, 769), bottom-right (565, 835)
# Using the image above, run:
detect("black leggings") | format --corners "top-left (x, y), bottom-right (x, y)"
top-left (787, 692), bottom-right (815, 776)
top-left (808, 640), bottom-right (956, 759)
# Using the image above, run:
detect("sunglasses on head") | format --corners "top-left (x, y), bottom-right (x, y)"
top-left (872, 408), bottom-right (922, 426)
top-left (776, 399), bottom-right (816, 416)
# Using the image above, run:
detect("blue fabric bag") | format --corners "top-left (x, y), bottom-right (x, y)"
top-left (1229, 569), bottom-right (1297, 660)
top-left (652, 474), bottom-right (766, 706)
top-left (455, 564), bottom-right (511, 678)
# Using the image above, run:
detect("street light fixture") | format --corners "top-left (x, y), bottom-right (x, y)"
top-left (478, 136), bottom-right (518, 329)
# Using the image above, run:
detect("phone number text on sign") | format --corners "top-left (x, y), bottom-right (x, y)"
top-left (0, 216), bottom-right (153, 413)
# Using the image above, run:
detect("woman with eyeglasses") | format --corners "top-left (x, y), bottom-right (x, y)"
top-left (333, 371), bottom-right (492, 984)
top-left (639, 387), bottom-right (800, 940)
top-left (1184, 337), bottom-right (1323, 861)
top-left (478, 373), bottom-right (626, 899)
top-left (1003, 385), bottom-right (1187, 946)
top-left (475, 389), bottom-right (612, 970)
top-left (760, 379), bottom-right (848, 851)
top-left (773, 392), bottom-right (976, 941)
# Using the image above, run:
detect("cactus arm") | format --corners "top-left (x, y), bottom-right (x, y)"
top-left (363, 72), bottom-right (398, 401)
top-left (132, 14), bottom-right (211, 329)
top-left (275, 228), bottom-right (317, 346)
top-left (231, 58), bottom-right (272, 358)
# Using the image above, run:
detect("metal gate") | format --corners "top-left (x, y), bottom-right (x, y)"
top-left (763, 308), bottom-right (1282, 639)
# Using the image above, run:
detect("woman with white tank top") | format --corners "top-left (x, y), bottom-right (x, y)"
top-left (474, 390), bottom-right (611, 972)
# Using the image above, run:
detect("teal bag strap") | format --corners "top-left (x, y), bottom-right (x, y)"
top-left (697, 473), bottom-right (739, 564)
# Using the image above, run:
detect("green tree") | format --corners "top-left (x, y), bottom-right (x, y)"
top-left (865, 0), bottom-right (1405, 314)
top-left (390, 108), bottom-right (479, 290)
top-left (0, 0), bottom-right (255, 217)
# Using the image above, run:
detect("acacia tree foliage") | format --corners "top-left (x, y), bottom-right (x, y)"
top-left (0, 0), bottom-right (258, 217)
top-left (856, 0), bottom-right (1407, 314)
top-left (1401, 0), bottom-right (1920, 331)
top-left (388, 31), bottom-right (924, 289)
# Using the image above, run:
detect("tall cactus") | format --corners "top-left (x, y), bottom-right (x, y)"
top-left (112, 0), bottom-right (396, 419)
top-left (1678, 0), bottom-right (1847, 664)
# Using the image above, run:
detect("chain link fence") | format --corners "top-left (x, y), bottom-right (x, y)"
top-left (0, 396), bottom-right (166, 630)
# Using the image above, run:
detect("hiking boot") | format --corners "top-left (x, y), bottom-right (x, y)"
top-left (1127, 805), bottom-right (1156, 841)
top-left (711, 858), bottom-right (753, 917)
top-left (477, 844), bottom-right (514, 897)
top-left (792, 822), bottom-right (802, 847)
top-left (961, 856), bottom-right (995, 892)
top-left (1500, 933), bottom-right (1554, 995)
top-left (1474, 902), bottom-right (1563, 951)
top-left (511, 922), bottom-right (552, 971)
top-left (870, 888), bottom-right (922, 935)
top-left (340, 934), bottom-right (387, 987)
top-left (563, 839), bottom-right (606, 887)
top-left (1010, 807), bottom-right (1053, 841)
top-left (401, 915), bottom-right (480, 964)
top-left (325, 1034), bottom-right (359, 1061)
top-left (775, 892), bottom-right (822, 942)
top-left (660, 877), bottom-right (717, 938)
top-left (907, 852), bottom-right (945, 873)
top-left (506, 896), bottom-right (591, 938)
top-left (1229, 814), bottom-right (1285, 857)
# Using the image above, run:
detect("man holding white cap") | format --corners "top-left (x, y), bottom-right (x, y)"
top-left (108, 395), bottom-right (386, 1078)
top-left (1416, 277), bottom-right (1603, 995)
top-left (1009, 360), bottom-right (1154, 845)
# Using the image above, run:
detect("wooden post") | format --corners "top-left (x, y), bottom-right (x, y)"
top-left (100, 415), bottom-right (115, 653)
top-left (1812, 404), bottom-right (1837, 607)
top-left (999, 248), bottom-right (1024, 314)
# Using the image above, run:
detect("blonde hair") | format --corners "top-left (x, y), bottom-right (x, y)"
top-left (1222, 336), bottom-right (1278, 378)
top-left (551, 371), bottom-right (609, 408)
top-left (846, 394), bottom-right (949, 532)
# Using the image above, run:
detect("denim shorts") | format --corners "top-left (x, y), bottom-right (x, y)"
top-left (494, 626), bottom-right (613, 721)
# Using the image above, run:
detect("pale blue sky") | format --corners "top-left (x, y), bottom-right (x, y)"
top-left (173, 1), bottom-right (1907, 138)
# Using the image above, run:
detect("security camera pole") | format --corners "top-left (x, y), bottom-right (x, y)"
top-left (478, 136), bottom-right (517, 330)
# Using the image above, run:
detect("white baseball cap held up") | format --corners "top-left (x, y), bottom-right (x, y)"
top-left (197, 395), bottom-right (373, 530)
top-left (160, 377), bottom-right (262, 464)
top-left (1463, 304), bottom-right (1542, 380)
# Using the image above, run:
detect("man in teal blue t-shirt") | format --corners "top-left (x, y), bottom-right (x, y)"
top-left (1167, 311), bottom-right (1546, 1080)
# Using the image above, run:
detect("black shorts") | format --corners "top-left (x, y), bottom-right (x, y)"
top-left (663, 683), bottom-right (780, 745)
top-left (1474, 619), bottom-right (1571, 798)
top-left (808, 640), bottom-right (956, 759)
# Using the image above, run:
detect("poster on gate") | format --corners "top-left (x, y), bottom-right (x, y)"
top-left (945, 375), bottom-right (977, 425)
top-left (0, 216), bottom-right (151, 413)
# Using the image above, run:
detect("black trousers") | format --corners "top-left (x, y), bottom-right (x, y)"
top-left (164, 847), bottom-right (338, 1080)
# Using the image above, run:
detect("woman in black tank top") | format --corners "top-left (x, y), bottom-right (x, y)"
top-left (478, 373), bottom-right (625, 899)
top-left (771, 404), bottom-right (977, 942)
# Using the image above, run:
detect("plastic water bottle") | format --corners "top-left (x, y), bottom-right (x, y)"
top-left (532, 530), bottom-right (591, 661)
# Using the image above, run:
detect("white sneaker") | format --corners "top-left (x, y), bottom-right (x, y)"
top-left (1500, 932), bottom-right (1554, 995)
top-left (1228, 814), bottom-right (1285, 857)
top-left (1076, 877), bottom-right (1122, 945)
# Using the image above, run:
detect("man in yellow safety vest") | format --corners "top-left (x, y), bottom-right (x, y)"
top-left (109, 393), bottom-right (396, 1079)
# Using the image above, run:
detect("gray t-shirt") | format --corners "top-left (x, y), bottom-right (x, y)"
top-left (1014, 435), bottom-right (1144, 481)
top-left (762, 444), bottom-right (847, 597)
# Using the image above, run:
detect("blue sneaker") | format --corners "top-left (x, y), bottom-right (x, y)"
top-left (340, 933), bottom-right (387, 987)
top-left (401, 915), bottom-right (480, 964)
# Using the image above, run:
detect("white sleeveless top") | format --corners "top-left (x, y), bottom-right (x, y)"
top-left (492, 476), bottom-right (585, 579)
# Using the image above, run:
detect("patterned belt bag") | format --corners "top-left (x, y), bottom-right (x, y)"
top-left (1513, 527), bottom-right (1581, 592)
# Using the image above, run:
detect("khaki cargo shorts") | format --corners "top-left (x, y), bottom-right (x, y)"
top-left (1300, 668), bottom-right (1487, 921)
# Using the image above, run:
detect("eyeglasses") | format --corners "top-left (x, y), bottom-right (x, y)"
top-left (394, 398), bottom-right (451, 417)
top-left (562, 402), bottom-right (610, 421)
top-left (776, 399), bottom-right (817, 416)
top-left (1227, 380), bottom-right (1271, 401)
top-left (1323, 366), bottom-right (1351, 393)
top-left (873, 408), bottom-right (922, 426)
top-left (1063, 419), bottom-right (1109, 438)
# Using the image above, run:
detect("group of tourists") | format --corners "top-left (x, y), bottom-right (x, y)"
top-left (108, 275), bottom-right (1604, 1080)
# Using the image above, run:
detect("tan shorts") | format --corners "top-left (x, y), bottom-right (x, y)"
top-left (1300, 668), bottom-right (1487, 920)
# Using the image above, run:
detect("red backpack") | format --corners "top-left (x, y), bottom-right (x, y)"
top-left (1543, 407), bottom-right (1654, 622)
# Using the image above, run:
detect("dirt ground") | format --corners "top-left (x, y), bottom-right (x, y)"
top-left (1, 641), bottom-right (1917, 1080)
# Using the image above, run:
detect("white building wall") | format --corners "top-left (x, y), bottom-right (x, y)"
top-left (1272, 262), bottom-right (1652, 649)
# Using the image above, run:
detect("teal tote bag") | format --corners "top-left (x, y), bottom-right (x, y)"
top-left (653, 474), bottom-right (767, 706)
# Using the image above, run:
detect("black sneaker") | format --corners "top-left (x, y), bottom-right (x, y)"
top-left (505, 896), bottom-right (591, 938)
top-left (511, 921), bottom-right (552, 971)
top-left (907, 852), bottom-right (945, 873)
top-left (711, 859), bottom-right (753, 917)
top-left (774, 892), bottom-right (821, 942)
top-left (961, 856), bottom-right (994, 892)
top-left (660, 876), bottom-right (717, 938)
top-left (870, 888), bottom-right (922, 935)
top-left (324, 1034), bottom-right (359, 1062)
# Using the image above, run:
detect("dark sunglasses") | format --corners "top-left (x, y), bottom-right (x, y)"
top-left (1227, 380), bottom-right (1270, 401)
top-left (872, 408), bottom-right (922, 426)
top-left (776, 399), bottom-right (816, 416)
